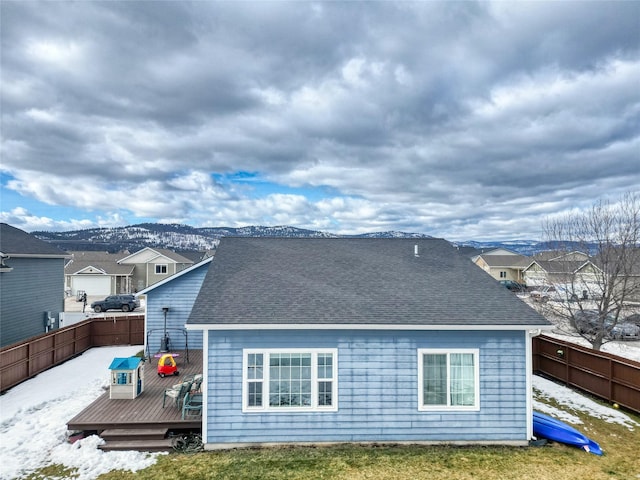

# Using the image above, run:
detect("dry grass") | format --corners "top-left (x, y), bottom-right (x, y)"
top-left (94, 406), bottom-right (640, 480)
top-left (26, 392), bottom-right (640, 480)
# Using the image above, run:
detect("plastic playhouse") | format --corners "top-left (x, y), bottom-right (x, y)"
top-left (157, 353), bottom-right (179, 377)
top-left (109, 356), bottom-right (144, 399)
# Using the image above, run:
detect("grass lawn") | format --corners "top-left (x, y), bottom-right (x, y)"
top-left (100, 403), bottom-right (638, 480)
top-left (26, 396), bottom-right (640, 480)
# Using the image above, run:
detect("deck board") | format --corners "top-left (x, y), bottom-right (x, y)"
top-left (67, 350), bottom-right (203, 432)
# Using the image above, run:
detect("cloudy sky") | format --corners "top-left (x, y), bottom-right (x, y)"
top-left (1, 1), bottom-right (638, 241)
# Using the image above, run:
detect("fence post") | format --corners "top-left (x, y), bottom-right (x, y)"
top-left (565, 343), bottom-right (570, 387)
top-left (609, 357), bottom-right (613, 403)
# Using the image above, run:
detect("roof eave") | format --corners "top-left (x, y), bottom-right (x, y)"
top-left (0, 253), bottom-right (71, 259)
top-left (185, 323), bottom-right (553, 331)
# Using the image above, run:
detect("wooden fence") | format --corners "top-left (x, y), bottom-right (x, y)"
top-left (2, 324), bottom-right (639, 414)
top-left (0, 315), bottom-right (144, 392)
top-left (533, 334), bottom-right (640, 413)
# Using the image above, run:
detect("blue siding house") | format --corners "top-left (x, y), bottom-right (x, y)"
top-left (0, 223), bottom-right (69, 348)
top-left (186, 238), bottom-right (552, 449)
top-left (137, 257), bottom-right (212, 355)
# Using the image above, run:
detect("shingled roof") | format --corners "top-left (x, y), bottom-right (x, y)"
top-left (0, 223), bottom-right (68, 257)
top-left (477, 254), bottom-right (530, 268)
top-left (188, 237), bottom-right (551, 328)
top-left (65, 251), bottom-right (135, 275)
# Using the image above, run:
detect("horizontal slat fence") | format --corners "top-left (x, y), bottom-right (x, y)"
top-left (533, 334), bottom-right (640, 414)
top-left (0, 315), bottom-right (144, 392)
top-left (3, 326), bottom-right (639, 415)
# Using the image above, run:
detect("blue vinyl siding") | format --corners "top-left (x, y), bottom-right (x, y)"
top-left (144, 264), bottom-right (208, 353)
top-left (205, 329), bottom-right (528, 444)
top-left (0, 257), bottom-right (66, 347)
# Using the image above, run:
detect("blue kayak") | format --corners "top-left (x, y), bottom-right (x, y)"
top-left (533, 411), bottom-right (603, 455)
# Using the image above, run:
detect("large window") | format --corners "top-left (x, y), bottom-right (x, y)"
top-left (418, 349), bottom-right (479, 411)
top-left (243, 349), bottom-right (337, 412)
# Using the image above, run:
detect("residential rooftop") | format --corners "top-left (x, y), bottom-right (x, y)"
top-left (188, 237), bottom-right (551, 328)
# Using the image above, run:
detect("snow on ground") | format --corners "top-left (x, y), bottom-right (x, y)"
top-left (533, 375), bottom-right (638, 430)
top-left (0, 346), bottom-right (165, 480)
top-left (1, 343), bottom-right (639, 480)
top-left (519, 295), bottom-right (640, 362)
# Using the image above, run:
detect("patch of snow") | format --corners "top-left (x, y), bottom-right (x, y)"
top-left (0, 345), bottom-right (165, 480)
top-left (533, 375), bottom-right (638, 431)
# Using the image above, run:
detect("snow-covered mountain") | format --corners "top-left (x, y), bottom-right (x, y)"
top-left (32, 223), bottom-right (545, 255)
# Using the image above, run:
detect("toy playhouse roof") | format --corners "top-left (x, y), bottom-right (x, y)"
top-left (188, 237), bottom-right (552, 329)
top-left (108, 357), bottom-right (143, 370)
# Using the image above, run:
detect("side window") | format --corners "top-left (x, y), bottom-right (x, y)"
top-left (418, 349), bottom-right (479, 411)
top-left (155, 264), bottom-right (168, 274)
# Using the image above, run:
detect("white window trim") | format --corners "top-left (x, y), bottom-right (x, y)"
top-left (155, 264), bottom-right (168, 274)
top-left (242, 348), bottom-right (338, 413)
top-left (417, 348), bottom-right (480, 412)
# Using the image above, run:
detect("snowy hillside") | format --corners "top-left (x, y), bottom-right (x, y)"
top-left (32, 223), bottom-right (548, 255)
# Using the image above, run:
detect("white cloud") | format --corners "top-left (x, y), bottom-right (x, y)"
top-left (1, 1), bottom-right (639, 240)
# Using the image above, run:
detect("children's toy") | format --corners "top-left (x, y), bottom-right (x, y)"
top-left (157, 353), bottom-right (179, 377)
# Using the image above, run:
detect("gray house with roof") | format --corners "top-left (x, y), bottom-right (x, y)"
top-left (65, 251), bottom-right (135, 296)
top-left (0, 223), bottom-right (69, 347)
top-left (117, 247), bottom-right (194, 292)
top-left (472, 248), bottom-right (530, 284)
top-left (186, 237), bottom-right (552, 449)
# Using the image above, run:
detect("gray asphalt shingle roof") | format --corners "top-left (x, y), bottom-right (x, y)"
top-left (0, 223), bottom-right (68, 257)
top-left (188, 237), bottom-right (550, 328)
top-left (478, 254), bottom-right (530, 268)
top-left (66, 251), bottom-right (135, 275)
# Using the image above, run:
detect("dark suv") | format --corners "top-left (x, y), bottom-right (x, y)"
top-left (499, 280), bottom-right (526, 292)
top-left (91, 295), bottom-right (140, 313)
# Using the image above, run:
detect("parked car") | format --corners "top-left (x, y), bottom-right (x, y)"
top-left (574, 310), bottom-right (640, 340)
top-left (499, 280), bottom-right (526, 292)
top-left (91, 295), bottom-right (140, 313)
top-left (531, 284), bottom-right (586, 303)
top-left (529, 286), bottom-right (555, 302)
top-left (624, 313), bottom-right (640, 328)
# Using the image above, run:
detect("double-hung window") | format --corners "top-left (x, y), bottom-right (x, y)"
top-left (418, 349), bottom-right (479, 411)
top-left (243, 349), bottom-right (338, 412)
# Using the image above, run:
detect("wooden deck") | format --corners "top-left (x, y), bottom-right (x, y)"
top-left (67, 350), bottom-right (203, 437)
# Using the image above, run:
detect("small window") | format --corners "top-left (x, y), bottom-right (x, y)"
top-left (418, 349), bottom-right (479, 411)
top-left (155, 264), bottom-right (168, 274)
top-left (113, 372), bottom-right (131, 385)
top-left (243, 349), bottom-right (337, 412)
top-left (499, 271), bottom-right (507, 278)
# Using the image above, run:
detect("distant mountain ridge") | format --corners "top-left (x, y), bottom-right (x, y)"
top-left (31, 223), bottom-right (546, 255)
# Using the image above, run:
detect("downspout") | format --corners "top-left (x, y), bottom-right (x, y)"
top-left (526, 329), bottom-right (542, 441)
top-left (201, 329), bottom-right (209, 447)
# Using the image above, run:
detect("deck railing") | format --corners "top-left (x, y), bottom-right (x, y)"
top-left (0, 315), bottom-right (144, 392)
top-left (532, 334), bottom-right (640, 414)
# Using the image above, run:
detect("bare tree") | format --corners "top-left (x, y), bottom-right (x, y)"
top-left (539, 192), bottom-right (640, 350)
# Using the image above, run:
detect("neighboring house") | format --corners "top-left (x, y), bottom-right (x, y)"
top-left (0, 223), bottom-right (69, 347)
top-left (137, 257), bottom-right (213, 356)
top-left (186, 237), bottom-right (552, 449)
top-left (472, 248), bottom-right (530, 284)
top-left (522, 251), bottom-right (601, 290)
top-left (117, 247), bottom-right (194, 292)
top-left (65, 251), bottom-right (135, 296)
